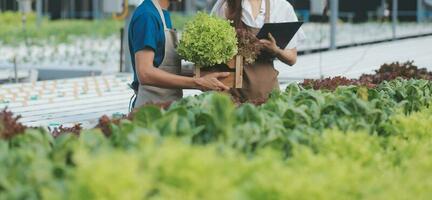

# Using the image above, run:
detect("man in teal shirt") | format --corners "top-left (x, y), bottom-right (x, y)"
top-left (129, 0), bottom-right (229, 108)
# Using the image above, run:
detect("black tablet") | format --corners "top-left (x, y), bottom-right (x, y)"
top-left (256, 22), bottom-right (304, 49)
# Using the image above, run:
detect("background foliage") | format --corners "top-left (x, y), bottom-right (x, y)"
top-left (0, 12), bottom-right (121, 45)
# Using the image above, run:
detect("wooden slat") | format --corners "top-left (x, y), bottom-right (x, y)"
top-left (194, 65), bottom-right (200, 78)
top-left (235, 55), bottom-right (243, 88)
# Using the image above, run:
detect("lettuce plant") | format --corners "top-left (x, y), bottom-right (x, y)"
top-left (177, 13), bottom-right (238, 67)
top-left (236, 29), bottom-right (262, 64)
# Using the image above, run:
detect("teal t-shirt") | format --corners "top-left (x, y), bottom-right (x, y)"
top-left (128, 0), bottom-right (173, 90)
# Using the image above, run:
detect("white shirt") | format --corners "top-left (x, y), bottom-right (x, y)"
top-left (129, 0), bottom-right (144, 6)
top-left (211, 0), bottom-right (306, 49)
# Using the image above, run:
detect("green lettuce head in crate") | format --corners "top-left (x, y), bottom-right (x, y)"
top-left (177, 12), bottom-right (238, 67)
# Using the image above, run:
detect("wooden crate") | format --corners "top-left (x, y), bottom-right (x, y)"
top-left (194, 55), bottom-right (244, 88)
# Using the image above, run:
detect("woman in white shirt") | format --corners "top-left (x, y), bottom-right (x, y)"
top-left (211, 0), bottom-right (305, 101)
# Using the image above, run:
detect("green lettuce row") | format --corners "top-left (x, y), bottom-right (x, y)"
top-left (115, 79), bottom-right (431, 156)
top-left (2, 108), bottom-right (432, 199)
top-left (1, 78), bottom-right (432, 199)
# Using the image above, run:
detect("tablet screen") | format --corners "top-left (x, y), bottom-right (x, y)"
top-left (256, 22), bottom-right (303, 49)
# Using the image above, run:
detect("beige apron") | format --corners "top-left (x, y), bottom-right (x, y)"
top-left (134, 0), bottom-right (182, 108)
top-left (230, 0), bottom-right (280, 102)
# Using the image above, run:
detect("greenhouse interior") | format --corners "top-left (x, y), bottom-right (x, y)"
top-left (1, 0), bottom-right (432, 199)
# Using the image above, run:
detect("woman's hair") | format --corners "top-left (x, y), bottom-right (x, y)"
top-left (226, 0), bottom-right (244, 29)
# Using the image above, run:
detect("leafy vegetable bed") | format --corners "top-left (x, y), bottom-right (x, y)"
top-left (302, 61), bottom-right (432, 90)
top-left (2, 62), bottom-right (432, 199)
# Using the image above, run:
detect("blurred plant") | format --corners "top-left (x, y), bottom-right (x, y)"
top-left (0, 108), bottom-right (26, 140)
top-left (359, 61), bottom-right (432, 84)
top-left (236, 29), bottom-right (263, 64)
top-left (51, 124), bottom-right (83, 138)
top-left (303, 61), bottom-right (432, 91)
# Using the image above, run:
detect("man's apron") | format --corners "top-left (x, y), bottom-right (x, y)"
top-left (134, 0), bottom-right (183, 108)
top-left (230, 0), bottom-right (280, 102)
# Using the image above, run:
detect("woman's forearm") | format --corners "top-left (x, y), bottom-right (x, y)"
top-left (275, 48), bottom-right (297, 66)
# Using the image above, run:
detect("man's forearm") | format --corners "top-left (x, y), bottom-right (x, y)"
top-left (134, 49), bottom-right (229, 91)
top-left (134, 50), bottom-right (198, 89)
top-left (138, 67), bottom-right (198, 89)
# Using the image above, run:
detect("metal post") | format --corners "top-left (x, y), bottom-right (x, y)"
top-left (13, 57), bottom-right (18, 83)
top-left (124, 5), bottom-right (135, 73)
top-left (21, 13), bottom-right (29, 45)
top-left (379, 0), bottom-right (386, 21)
top-left (185, 0), bottom-right (191, 14)
top-left (63, 0), bottom-right (66, 18)
top-left (330, 0), bottom-right (338, 50)
top-left (36, 0), bottom-right (42, 25)
top-left (44, 0), bottom-right (48, 18)
top-left (417, 0), bottom-right (424, 22)
top-left (70, 0), bottom-right (75, 18)
top-left (392, 0), bottom-right (398, 40)
top-left (60, 0), bottom-right (65, 19)
top-left (92, 0), bottom-right (99, 19)
top-left (185, 0), bottom-right (196, 14)
top-left (120, 28), bottom-right (124, 72)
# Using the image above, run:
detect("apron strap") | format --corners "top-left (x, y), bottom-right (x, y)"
top-left (264, 0), bottom-right (270, 23)
top-left (151, 0), bottom-right (168, 31)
